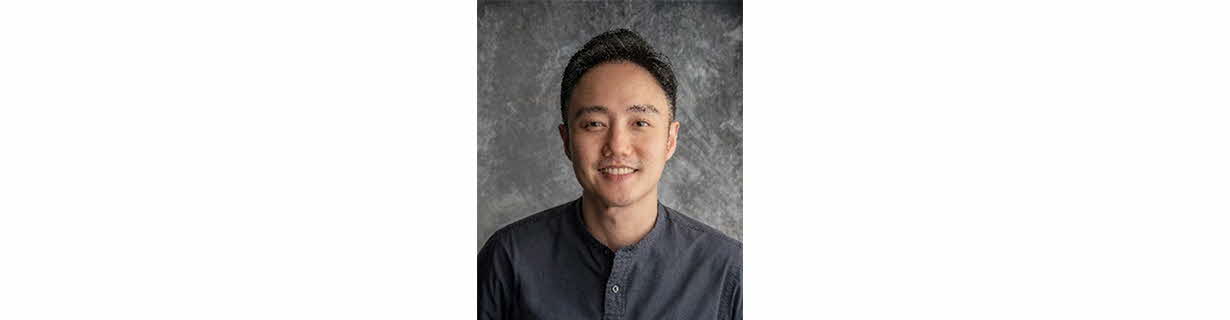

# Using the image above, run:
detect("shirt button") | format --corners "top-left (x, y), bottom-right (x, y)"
top-left (611, 285), bottom-right (620, 293)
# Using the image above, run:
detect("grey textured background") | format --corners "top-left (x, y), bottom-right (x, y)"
top-left (478, 1), bottom-right (742, 249)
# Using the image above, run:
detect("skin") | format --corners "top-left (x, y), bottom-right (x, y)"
top-left (558, 61), bottom-right (680, 251)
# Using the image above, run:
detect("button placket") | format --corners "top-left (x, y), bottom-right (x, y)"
top-left (603, 250), bottom-right (634, 319)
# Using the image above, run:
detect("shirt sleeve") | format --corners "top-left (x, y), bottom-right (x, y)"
top-left (729, 264), bottom-right (742, 320)
top-left (730, 276), bottom-right (742, 320)
top-left (478, 231), bottom-right (515, 320)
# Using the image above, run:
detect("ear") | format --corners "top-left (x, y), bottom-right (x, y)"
top-left (665, 121), bottom-right (680, 161)
top-left (558, 123), bottom-right (571, 160)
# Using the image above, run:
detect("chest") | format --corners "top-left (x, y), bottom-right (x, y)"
top-left (513, 250), bottom-right (729, 319)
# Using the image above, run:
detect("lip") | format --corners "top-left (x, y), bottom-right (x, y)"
top-left (597, 166), bottom-right (638, 182)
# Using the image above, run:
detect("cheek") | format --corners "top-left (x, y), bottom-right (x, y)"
top-left (575, 140), bottom-right (600, 153)
top-left (635, 138), bottom-right (669, 158)
top-left (635, 150), bottom-right (655, 164)
top-left (570, 139), bottom-right (602, 162)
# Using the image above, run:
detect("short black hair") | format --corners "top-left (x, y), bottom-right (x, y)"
top-left (560, 28), bottom-right (678, 125)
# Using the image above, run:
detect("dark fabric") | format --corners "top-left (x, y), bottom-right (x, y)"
top-left (478, 198), bottom-right (742, 320)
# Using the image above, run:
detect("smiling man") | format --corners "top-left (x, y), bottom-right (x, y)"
top-left (478, 29), bottom-right (742, 320)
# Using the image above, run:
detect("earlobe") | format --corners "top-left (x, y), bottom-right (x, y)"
top-left (665, 121), bottom-right (680, 160)
top-left (558, 124), bottom-right (571, 160)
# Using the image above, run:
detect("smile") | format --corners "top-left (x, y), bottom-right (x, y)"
top-left (599, 167), bottom-right (638, 175)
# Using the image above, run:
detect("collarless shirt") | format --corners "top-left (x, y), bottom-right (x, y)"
top-left (478, 198), bottom-right (742, 320)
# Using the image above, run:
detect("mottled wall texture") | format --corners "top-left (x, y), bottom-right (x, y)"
top-left (478, 1), bottom-right (742, 249)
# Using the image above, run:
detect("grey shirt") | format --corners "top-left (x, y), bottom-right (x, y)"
top-left (478, 198), bottom-right (742, 320)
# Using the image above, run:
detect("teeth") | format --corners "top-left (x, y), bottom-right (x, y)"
top-left (601, 167), bottom-right (635, 175)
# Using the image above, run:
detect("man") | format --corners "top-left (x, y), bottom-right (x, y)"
top-left (478, 29), bottom-right (742, 320)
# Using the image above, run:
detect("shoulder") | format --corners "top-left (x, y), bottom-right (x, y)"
top-left (663, 205), bottom-right (742, 266)
top-left (482, 201), bottom-right (574, 251)
top-left (665, 205), bottom-right (742, 251)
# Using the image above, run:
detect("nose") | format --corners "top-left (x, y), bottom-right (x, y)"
top-left (602, 125), bottom-right (633, 157)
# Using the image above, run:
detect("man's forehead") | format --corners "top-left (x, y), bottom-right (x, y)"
top-left (569, 63), bottom-right (667, 101)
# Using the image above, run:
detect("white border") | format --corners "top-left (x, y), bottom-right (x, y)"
top-left (748, 1), bottom-right (1229, 319)
top-left (1, 1), bottom-right (475, 319)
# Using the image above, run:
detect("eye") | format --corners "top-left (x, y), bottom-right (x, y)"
top-left (634, 121), bottom-right (651, 127)
top-left (581, 121), bottom-right (606, 128)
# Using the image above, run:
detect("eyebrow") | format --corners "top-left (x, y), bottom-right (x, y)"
top-left (627, 104), bottom-right (661, 115)
top-left (571, 105), bottom-right (608, 121)
top-left (571, 104), bottom-right (662, 122)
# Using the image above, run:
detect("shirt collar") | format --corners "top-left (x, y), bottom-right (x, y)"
top-left (569, 196), bottom-right (669, 253)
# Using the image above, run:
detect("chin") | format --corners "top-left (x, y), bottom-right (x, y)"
top-left (593, 189), bottom-right (647, 208)
top-left (601, 197), bottom-right (636, 207)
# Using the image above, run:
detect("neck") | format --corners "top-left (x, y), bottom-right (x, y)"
top-left (580, 192), bottom-right (659, 251)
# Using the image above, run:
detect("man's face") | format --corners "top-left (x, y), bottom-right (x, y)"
top-left (560, 62), bottom-right (679, 208)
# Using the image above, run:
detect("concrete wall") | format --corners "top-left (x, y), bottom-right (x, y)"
top-left (478, 1), bottom-right (742, 249)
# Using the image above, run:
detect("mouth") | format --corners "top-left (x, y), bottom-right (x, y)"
top-left (598, 167), bottom-right (638, 176)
